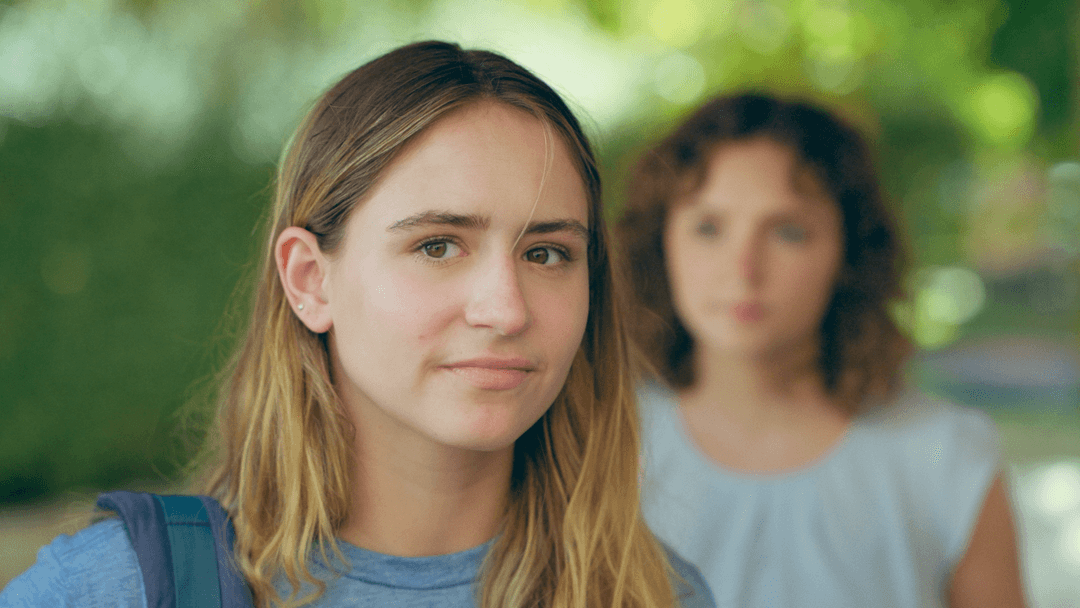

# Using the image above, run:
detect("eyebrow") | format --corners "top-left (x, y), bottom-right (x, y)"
top-left (388, 211), bottom-right (489, 232)
top-left (523, 219), bottom-right (590, 243)
top-left (387, 211), bottom-right (589, 243)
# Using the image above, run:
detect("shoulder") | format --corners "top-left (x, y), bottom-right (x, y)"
top-left (857, 388), bottom-right (1002, 562)
top-left (859, 387), bottom-right (1000, 463)
top-left (0, 519), bottom-right (145, 608)
top-left (661, 544), bottom-right (717, 608)
top-left (637, 380), bottom-right (677, 411)
top-left (636, 381), bottom-right (682, 435)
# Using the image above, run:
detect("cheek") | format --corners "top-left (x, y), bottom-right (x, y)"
top-left (663, 227), bottom-right (704, 316)
top-left (775, 248), bottom-right (842, 316)
top-left (368, 272), bottom-right (459, 341)
top-left (534, 273), bottom-right (590, 357)
top-left (332, 264), bottom-right (459, 360)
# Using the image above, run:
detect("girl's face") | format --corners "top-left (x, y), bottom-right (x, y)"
top-left (664, 137), bottom-right (843, 360)
top-left (323, 102), bottom-right (590, 453)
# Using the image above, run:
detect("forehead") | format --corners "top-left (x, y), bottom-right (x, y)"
top-left (346, 101), bottom-right (590, 235)
top-left (682, 137), bottom-right (833, 215)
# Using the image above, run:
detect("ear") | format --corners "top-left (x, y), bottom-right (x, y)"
top-left (276, 226), bottom-right (333, 333)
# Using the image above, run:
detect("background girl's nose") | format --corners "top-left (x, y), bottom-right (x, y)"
top-left (464, 257), bottom-right (532, 336)
top-left (735, 236), bottom-right (762, 285)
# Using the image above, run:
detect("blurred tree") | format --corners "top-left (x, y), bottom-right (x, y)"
top-left (0, 0), bottom-right (1075, 504)
top-left (989, 0), bottom-right (1077, 152)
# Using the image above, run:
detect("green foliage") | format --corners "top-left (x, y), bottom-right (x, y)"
top-left (0, 0), bottom-right (1076, 504)
top-left (0, 117), bottom-right (271, 502)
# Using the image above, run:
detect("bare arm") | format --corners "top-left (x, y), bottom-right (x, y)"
top-left (947, 475), bottom-right (1027, 608)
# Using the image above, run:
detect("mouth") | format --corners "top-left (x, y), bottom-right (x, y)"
top-left (730, 302), bottom-right (766, 323)
top-left (440, 357), bottom-right (536, 391)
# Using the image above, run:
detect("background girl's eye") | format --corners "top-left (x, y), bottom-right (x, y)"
top-left (695, 219), bottom-right (720, 237)
top-left (776, 223), bottom-right (808, 243)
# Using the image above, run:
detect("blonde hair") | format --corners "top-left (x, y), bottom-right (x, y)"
top-left (191, 41), bottom-right (678, 608)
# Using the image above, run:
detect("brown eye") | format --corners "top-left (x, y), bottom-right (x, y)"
top-left (423, 242), bottom-right (448, 258)
top-left (525, 247), bottom-right (567, 265)
top-left (526, 248), bottom-right (550, 264)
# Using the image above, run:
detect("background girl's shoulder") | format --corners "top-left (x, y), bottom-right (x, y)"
top-left (860, 386), bottom-right (1000, 454)
top-left (0, 518), bottom-right (144, 607)
top-left (857, 387), bottom-right (1002, 562)
top-left (636, 380), bottom-right (679, 419)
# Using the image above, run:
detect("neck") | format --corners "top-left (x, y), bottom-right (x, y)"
top-left (338, 399), bottom-right (512, 557)
top-left (683, 340), bottom-right (834, 423)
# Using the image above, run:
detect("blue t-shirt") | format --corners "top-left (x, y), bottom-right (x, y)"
top-left (638, 383), bottom-right (1001, 608)
top-left (1, 516), bottom-right (715, 607)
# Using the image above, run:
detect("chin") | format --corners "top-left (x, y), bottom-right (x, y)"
top-left (701, 331), bottom-right (782, 359)
top-left (433, 404), bottom-right (544, 453)
top-left (437, 428), bottom-right (525, 453)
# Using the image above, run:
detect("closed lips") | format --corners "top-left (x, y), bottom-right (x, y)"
top-left (442, 357), bottom-right (535, 390)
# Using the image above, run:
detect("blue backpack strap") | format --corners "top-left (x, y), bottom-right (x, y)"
top-left (96, 491), bottom-right (254, 608)
top-left (196, 496), bottom-right (254, 607)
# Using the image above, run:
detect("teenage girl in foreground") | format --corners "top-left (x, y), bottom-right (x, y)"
top-left (618, 93), bottom-right (1025, 608)
top-left (1, 41), bottom-right (713, 608)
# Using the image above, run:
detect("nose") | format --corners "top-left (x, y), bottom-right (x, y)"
top-left (733, 232), bottom-right (763, 287)
top-left (464, 254), bottom-right (532, 336)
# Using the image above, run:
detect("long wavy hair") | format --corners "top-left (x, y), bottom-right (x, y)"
top-left (191, 41), bottom-right (676, 608)
top-left (617, 93), bottom-right (910, 412)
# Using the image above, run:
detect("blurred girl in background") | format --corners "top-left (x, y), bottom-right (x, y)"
top-left (1, 41), bottom-right (713, 608)
top-left (617, 93), bottom-right (1025, 608)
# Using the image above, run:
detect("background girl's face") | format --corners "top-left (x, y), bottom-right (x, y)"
top-left (664, 137), bottom-right (843, 360)
top-left (324, 102), bottom-right (590, 453)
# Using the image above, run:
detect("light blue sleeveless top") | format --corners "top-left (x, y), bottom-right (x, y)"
top-left (638, 383), bottom-right (1001, 608)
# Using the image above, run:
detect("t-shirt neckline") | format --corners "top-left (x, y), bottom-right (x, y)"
top-left (324, 538), bottom-right (493, 590)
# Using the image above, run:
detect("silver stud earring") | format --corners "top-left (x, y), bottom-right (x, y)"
top-left (297, 303), bottom-right (305, 311)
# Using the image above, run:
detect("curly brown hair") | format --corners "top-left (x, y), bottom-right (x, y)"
top-left (616, 93), bottom-right (911, 412)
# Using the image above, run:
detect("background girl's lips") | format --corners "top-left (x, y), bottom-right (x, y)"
top-left (731, 302), bottom-right (766, 323)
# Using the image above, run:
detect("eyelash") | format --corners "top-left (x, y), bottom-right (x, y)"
top-left (412, 237), bottom-right (575, 266)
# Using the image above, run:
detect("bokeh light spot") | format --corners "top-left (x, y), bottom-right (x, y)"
top-left (802, 4), bottom-right (853, 49)
top-left (647, 0), bottom-right (708, 46)
top-left (653, 51), bottom-right (706, 105)
top-left (968, 72), bottom-right (1038, 148)
top-left (909, 315), bottom-right (959, 350)
top-left (919, 266), bottom-right (986, 325)
top-left (1047, 161), bottom-right (1080, 256)
top-left (1036, 462), bottom-right (1080, 516)
top-left (738, 1), bottom-right (790, 55)
top-left (0, 5), bottom-right (64, 124)
top-left (804, 53), bottom-right (861, 94)
top-left (77, 44), bottom-right (129, 99)
top-left (907, 266), bottom-right (986, 349)
top-left (1049, 161), bottom-right (1080, 184)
